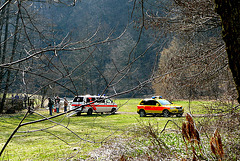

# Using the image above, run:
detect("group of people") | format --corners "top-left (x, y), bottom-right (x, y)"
top-left (47, 97), bottom-right (69, 116)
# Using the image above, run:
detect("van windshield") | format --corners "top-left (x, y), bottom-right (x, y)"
top-left (106, 99), bottom-right (112, 103)
top-left (157, 99), bottom-right (172, 105)
top-left (96, 98), bottom-right (105, 103)
top-left (73, 97), bottom-right (84, 102)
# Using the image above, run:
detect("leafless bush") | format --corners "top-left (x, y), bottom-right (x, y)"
top-left (1, 99), bottom-right (24, 114)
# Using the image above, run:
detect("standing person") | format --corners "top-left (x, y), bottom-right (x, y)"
top-left (55, 96), bottom-right (60, 113)
top-left (14, 94), bottom-right (19, 105)
top-left (29, 97), bottom-right (34, 109)
top-left (23, 94), bottom-right (27, 109)
top-left (63, 97), bottom-right (69, 112)
top-left (11, 94), bottom-right (14, 106)
top-left (15, 94), bottom-right (19, 100)
top-left (48, 97), bottom-right (54, 116)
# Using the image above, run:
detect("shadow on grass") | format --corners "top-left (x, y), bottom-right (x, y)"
top-left (141, 115), bottom-right (184, 118)
top-left (70, 113), bottom-right (121, 117)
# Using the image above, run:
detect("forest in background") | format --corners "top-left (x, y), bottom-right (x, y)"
top-left (0, 0), bottom-right (238, 111)
top-left (0, 0), bottom-right (164, 101)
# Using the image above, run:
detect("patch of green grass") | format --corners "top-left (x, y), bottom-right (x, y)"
top-left (115, 98), bottom-right (141, 112)
top-left (1, 110), bottom-right (176, 160)
top-left (174, 100), bottom-right (211, 114)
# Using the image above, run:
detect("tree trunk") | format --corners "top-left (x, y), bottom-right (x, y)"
top-left (0, 5), bottom-right (20, 113)
top-left (0, 4), bottom-right (10, 113)
top-left (40, 87), bottom-right (48, 108)
top-left (214, 0), bottom-right (240, 103)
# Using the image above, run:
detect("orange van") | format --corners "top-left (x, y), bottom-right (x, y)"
top-left (137, 96), bottom-right (184, 117)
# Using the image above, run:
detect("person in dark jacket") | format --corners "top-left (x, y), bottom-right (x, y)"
top-left (48, 97), bottom-right (54, 116)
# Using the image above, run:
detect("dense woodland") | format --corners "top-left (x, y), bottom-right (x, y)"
top-left (0, 0), bottom-right (160, 105)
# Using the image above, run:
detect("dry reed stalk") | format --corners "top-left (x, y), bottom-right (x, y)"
top-left (182, 113), bottom-right (201, 145)
top-left (192, 154), bottom-right (197, 161)
top-left (119, 155), bottom-right (127, 161)
top-left (210, 128), bottom-right (224, 160)
top-left (182, 113), bottom-right (203, 160)
top-left (210, 137), bottom-right (217, 156)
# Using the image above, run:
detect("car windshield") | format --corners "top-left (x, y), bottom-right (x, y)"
top-left (157, 99), bottom-right (172, 105)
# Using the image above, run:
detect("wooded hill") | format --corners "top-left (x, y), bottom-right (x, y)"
top-left (0, 0), bottom-right (165, 100)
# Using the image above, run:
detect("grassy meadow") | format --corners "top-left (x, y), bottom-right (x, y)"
top-left (0, 98), bottom-right (236, 160)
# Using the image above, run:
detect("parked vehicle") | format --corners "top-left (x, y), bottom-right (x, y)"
top-left (70, 95), bottom-right (118, 116)
top-left (137, 96), bottom-right (184, 117)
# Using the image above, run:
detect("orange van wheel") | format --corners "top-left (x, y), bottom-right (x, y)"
top-left (163, 110), bottom-right (170, 117)
top-left (139, 110), bottom-right (146, 117)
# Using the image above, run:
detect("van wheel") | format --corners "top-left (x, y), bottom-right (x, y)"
top-left (77, 112), bottom-right (81, 116)
top-left (111, 108), bottom-right (116, 114)
top-left (139, 110), bottom-right (146, 117)
top-left (163, 110), bottom-right (169, 117)
top-left (87, 109), bottom-right (93, 115)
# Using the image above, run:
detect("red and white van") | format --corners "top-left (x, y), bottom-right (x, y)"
top-left (70, 95), bottom-right (118, 116)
